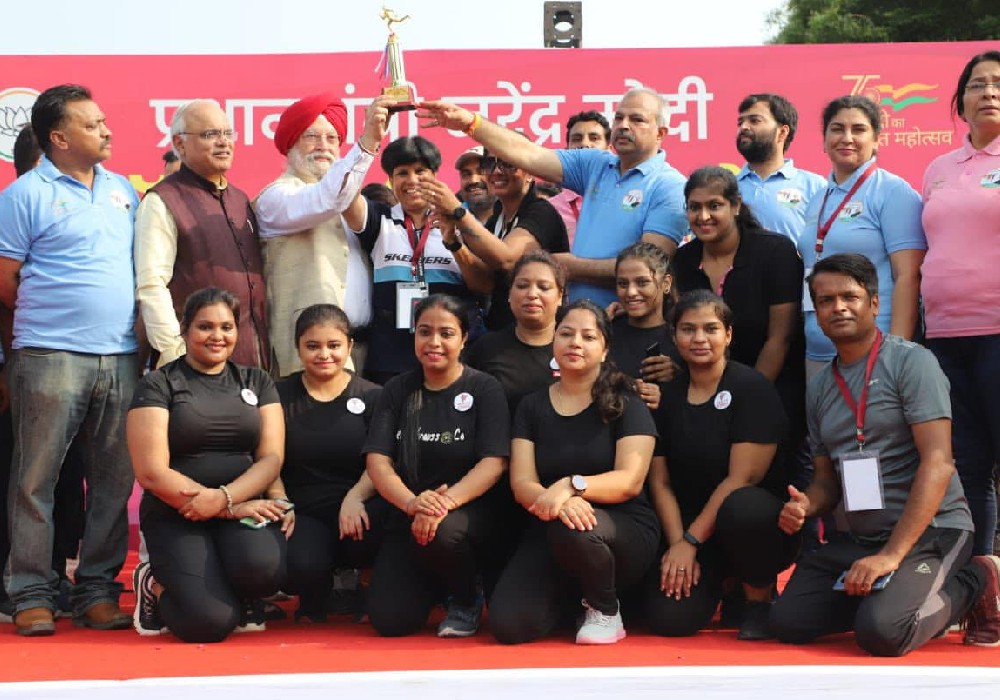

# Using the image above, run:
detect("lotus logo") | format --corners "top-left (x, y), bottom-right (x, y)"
top-left (0, 87), bottom-right (40, 163)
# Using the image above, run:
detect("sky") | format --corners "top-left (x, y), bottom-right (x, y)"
top-left (2, 0), bottom-right (789, 54)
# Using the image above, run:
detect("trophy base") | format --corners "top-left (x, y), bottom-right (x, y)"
top-left (382, 84), bottom-right (417, 113)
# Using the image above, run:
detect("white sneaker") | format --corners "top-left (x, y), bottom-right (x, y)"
top-left (575, 598), bottom-right (626, 644)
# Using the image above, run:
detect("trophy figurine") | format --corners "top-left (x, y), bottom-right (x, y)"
top-left (377, 6), bottom-right (418, 113)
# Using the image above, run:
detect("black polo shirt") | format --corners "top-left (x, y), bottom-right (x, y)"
top-left (673, 229), bottom-right (802, 369)
top-left (483, 182), bottom-right (569, 330)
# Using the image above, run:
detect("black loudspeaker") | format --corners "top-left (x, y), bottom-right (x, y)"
top-left (543, 1), bottom-right (582, 48)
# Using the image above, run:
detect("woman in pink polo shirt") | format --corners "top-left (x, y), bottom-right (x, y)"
top-left (921, 50), bottom-right (1000, 556)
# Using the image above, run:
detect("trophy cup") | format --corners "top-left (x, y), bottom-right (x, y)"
top-left (377, 6), bottom-right (418, 113)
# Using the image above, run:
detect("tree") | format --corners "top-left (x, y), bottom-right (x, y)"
top-left (767, 0), bottom-right (1000, 43)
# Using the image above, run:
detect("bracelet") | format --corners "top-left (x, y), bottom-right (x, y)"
top-left (682, 530), bottom-right (702, 549)
top-left (463, 112), bottom-right (482, 137)
top-left (358, 138), bottom-right (380, 156)
top-left (219, 484), bottom-right (234, 517)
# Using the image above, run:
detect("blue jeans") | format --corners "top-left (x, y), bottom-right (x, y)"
top-left (4, 349), bottom-right (137, 615)
top-left (927, 335), bottom-right (1000, 556)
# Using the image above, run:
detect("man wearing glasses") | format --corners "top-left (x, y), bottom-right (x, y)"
top-left (134, 100), bottom-right (271, 371)
top-left (254, 93), bottom-right (394, 377)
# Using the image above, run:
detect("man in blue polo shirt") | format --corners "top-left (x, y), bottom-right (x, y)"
top-left (418, 88), bottom-right (688, 306)
top-left (735, 93), bottom-right (825, 245)
top-left (0, 84), bottom-right (139, 636)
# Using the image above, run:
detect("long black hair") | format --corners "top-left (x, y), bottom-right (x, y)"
top-left (556, 299), bottom-right (635, 423)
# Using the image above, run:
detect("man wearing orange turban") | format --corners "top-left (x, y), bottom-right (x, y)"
top-left (255, 94), bottom-right (395, 376)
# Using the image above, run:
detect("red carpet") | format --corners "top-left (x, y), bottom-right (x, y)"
top-left (2, 550), bottom-right (998, 684)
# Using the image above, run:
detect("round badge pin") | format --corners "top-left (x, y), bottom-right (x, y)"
top-left (241, 388), bottom-right (259, 406)
top-left (713, 390), bottom-right (731, 410)
top-left (454, 392), bottom-right (474, 412)
top-left (346, 397), bottom-right (366, 415)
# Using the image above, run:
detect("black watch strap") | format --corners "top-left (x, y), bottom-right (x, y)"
top-left (682, 530), bottom-right (702, 548)
top-left (443, 237), bottom-right (463, 252)
top-left (447, 206), bottom-right (467, 221)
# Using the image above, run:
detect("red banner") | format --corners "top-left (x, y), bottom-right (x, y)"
top-left (0, 42), bottom-right (992, 196)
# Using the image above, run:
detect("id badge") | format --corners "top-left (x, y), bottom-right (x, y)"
top-left (838, 449), bottom-right (885, 512)
top-left (802, 266), bottom-right (815, 312)
top-left (396, 281), bottom-right (428, 331)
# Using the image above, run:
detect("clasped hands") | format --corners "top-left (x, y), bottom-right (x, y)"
top-left (528, 478), bottom-right (597, 531)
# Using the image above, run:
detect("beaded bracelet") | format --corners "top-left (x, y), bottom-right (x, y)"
top-left (219, 484), bottom-right (234, 517)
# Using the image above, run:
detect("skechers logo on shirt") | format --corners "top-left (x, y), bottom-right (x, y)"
top-left (383, 253), bottom-right (453, 265)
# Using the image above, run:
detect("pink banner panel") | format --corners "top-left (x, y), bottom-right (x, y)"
top-left (0, 41), bottom-right (994, 195)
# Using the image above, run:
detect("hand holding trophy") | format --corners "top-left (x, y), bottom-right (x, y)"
top-left (377, 6), bottom-right (418, 114)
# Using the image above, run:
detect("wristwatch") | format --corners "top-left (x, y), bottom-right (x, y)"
top-left (446, 206), bottom-right (467, 221)
top-left (682, 530), bottom-right (703, 549)
top-left (443, 236), bottom-right (463, 252)
top-left (570, 474), bottom-right (588, 496)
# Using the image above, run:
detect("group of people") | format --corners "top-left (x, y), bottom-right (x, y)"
top-left (0, 49), bottom-right (998, 656)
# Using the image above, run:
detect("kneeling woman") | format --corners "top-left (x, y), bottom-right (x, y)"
top-left (276, 304), bottom-right (387, 622)
top-left (128, 288), bottom-right (288, 643)
top-left (364, 295), bottom-right (511, 637)
top-left (490, 300), bottom-right (660, 645)
top-left (644, 290), bottom-right (799, 641)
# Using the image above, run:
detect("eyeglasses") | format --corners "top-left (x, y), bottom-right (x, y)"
top-left (300, 131), bottom-right (341, 146)
top-left (181, 129), bottom-right (237, 142)
top-left (966, 81), bottom-right (1000, 94)
top-left (481, 156), bottom-right (516, 174)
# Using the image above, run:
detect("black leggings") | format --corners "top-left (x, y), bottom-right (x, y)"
top-left (142, 507), bottom-right (286, 643)
top-left (643, 485), bottom-right (800, 637)
top-left (283, 497), bottom-right (391, 612)
top-left (489, 507), bottom-right (659, 645)
top-left (367, 493), bottom-right (505, 637)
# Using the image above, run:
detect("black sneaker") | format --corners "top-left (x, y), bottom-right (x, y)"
top-left (235, 599), bottom-right (266, 633)
top-left (737, 601), bottom-right (774, 641)
top-left (132, 562), bottom-right (166, 636)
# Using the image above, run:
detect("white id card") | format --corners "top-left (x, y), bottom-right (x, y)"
top-left (838, 450), bottom-right (885, 512)
top-left (802, 266), bottom-right (814, 312)
top-left (396, 282), bottom-right (428, 331)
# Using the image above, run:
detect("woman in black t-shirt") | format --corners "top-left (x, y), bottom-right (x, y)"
top-left (673, 167), bottom-right (806, 480)
top-left (275, 304), bottom-right (386, 622)
top-left (464, 250), bottom-right (563, 417)
top-left (489, 300), bottom-right (659, 645)
top-left (128, 288), bottom-right (288, 643)
top-left (611, 242), bottom-right (680, 389)
top-left (363, 294), bottom-right (510, 638)
top-left (643, 291), bottom-right (799, 641)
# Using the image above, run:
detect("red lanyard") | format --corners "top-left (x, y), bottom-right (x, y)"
top-left (405, 212), bottom-right (432, 279)
top-left (815, 164), bottom-right (878, 257)
top-left (831, 330), bottom-right (883, 449)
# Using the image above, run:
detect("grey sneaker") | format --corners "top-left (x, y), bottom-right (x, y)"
top-left (437, 597), bottom-right (483, 638)
top-left (132, 562), bottom-right (166, 636)
top-left (575, 599), bottom-right (626, 644)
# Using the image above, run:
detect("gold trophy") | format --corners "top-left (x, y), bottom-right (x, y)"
top-left (378, 6), bottom-right (417, 113)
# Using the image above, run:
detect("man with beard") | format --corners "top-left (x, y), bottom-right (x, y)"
top-left (454, 146), bottom-right (495, 225)
top-left (254, 93), bottom-right (394, 376)
top-left (735, 94), bottom-right (824, 244)
top-left (418, 88), bottom-right (687, 307)
top-left (135, 100), bottom-right (270, 371)
top-left (548, 111), bottom-right (611, 247)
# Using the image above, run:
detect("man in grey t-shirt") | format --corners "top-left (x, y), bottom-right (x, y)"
top-left (770, 253), bottom-right (1000, 655)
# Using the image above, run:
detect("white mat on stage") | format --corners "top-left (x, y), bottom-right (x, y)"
top-left (6, 665), bottom-right (1000, 699)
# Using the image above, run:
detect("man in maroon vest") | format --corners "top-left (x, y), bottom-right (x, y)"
top-left (135, 99), bottom-right (270, 371)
